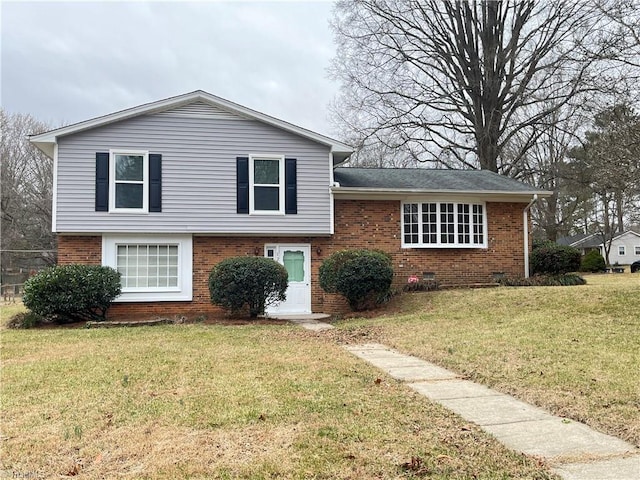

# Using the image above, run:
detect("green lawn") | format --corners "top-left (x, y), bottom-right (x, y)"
top-left (1, 323), bottom-right (556, 479)
top-left (334, 273), bottom-right (640, 446)
top-left (2, 273), bottom-right (636, 478)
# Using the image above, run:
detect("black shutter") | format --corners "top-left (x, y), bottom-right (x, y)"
top-left (285, 158), bottom-right (297, 214)
top-left (149, 153), bottom-right (162, 212)
top-left (95, 152), bottom-right (109, 211)
top-left (237, 157), bottom-right (249, 214)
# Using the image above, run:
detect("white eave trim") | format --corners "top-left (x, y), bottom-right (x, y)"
top-left (331, 186), bottom-right (553, 201)
top-left (29, 90), bottom-right (354, 159)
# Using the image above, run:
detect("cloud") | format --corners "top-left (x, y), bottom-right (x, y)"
top-left (1, 1), bottom-right (338, 135)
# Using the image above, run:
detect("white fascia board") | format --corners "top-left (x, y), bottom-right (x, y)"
top-left (329, 152), bottom-right (335, 235)
top-left (51, 143), bottom-right (58, 232)
top-left (331, 187), bottom-right (553, 202)
top-left (29, 90), bottom-right (354, 159)
top-left (31, 140), bottom-right (55, 158)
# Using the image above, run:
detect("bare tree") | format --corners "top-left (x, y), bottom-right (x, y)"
top-left (1, 110), bottom-right (56, 275)
top-left (330, 0), bottom-right (636, 172)
top-left (595, 0), bottom-right (640, 70)
top-left (339, 130), bottom-right (421, 167)
top-left (509, 117), bottom-right (588, 241)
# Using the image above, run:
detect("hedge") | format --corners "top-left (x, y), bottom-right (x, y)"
top-left (209, 256), bottom-right (288, 318)
top-left (22, 265), bottom-right (121, 323)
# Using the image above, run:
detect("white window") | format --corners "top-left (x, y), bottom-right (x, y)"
top-left (102, 234), bottom-right (192, 302)
top-left (635, 246), bottom-right (640, 255)
top-left (249, 154), bottom-right (285, 214)
top-left (117, 244), bottom-right (178, 289)
top-left (618, 245), bottom-right (626, 256)
top-left (110, 150), bottom-right (148, 212)
top-left (402, 201), bottom-right (487, 248)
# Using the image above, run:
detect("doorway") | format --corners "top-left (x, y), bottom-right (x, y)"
top-left (265, 244), bottom-right (311, 315)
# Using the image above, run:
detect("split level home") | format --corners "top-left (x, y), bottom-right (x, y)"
top-left (30, 90), bottom-right (550, 318)
top-left (558, 230), bottom-right (640, 266)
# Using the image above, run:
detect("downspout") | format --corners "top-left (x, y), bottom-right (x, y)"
top-left (523, 194), bottom-right (538, 278)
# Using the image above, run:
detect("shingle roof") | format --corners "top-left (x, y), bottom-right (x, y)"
top-left (569, 234), bottom-right (602, 248)
top-left (557, 233), bottom-right (591, 246)
top-left (333, 167), bottom-right (542, 193)
top-left (564, 230), bottom-right (640, 248)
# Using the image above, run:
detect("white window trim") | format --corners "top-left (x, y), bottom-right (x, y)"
top-left (635, 245), bottom-right (640, 256)
top-left (102, 234), bottom-right (192, 302)
top-left (618, 245), bottom-right (626, 256)
top-left (109, 149), bottom-right (149, 213)
top-left (249, 154), bottom-right (285, 215)
top-left (401, 200), bottom-right (488, 249)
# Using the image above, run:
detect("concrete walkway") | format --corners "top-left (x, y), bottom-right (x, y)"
top-left (272, 313), bottom-right (334, 332)
top-left (343, 343), bottom-right (639, 480)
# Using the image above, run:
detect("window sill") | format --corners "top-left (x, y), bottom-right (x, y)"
top-left (107, 210), bottom-right (150, 215)
top-left (249, 211), bottom-right (286, 216)
top-left (114, 291), bottom-right (192, 302)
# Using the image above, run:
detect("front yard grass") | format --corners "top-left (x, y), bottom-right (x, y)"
top-left (2, 273), bottom-right (636, 477)
top-left (0, 301), bottom-right (26, 322)
top-left (1, 324), bottom-right (556, 479)
top-left (338, 272), bottom-right (639, 446)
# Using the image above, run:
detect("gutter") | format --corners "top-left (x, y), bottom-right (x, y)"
top-left (523, 194), bottom-right (538, 278)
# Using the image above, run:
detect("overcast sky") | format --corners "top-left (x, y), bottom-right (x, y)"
top-left (1, 0), bottom-right (340, 136)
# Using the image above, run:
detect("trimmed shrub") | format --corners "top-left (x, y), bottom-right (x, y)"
top-left (530, 243), bottom-right (581, 275)
top-left (319, 249), bottom-right (393, 311)
top-left (580, 250), bottom-right (607, 272)
top-left (23, 265), bottom-right (121, 323)
top-left (209, 256), bottom-right (288, 318)
top-left (498, 274), bottom-right (587, 287)
top-left (319, 250), bottom-right (362, 294)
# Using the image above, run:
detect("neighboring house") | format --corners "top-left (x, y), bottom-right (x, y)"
top-left (559, 230), bottom-right (640, 266)
top-left (30, 90), bottom-right (550, 318)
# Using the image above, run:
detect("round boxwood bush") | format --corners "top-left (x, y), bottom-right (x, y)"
top-left (209, 256), bottom-right (288, 318)
top-left (23, 264), bottom-right (121, 323)
top-left (580, 249), bottom-right (607, 272)
top-left (319, 249), bottom-right (393, 311)
top-left (530, 243), bottom-right (581, 275)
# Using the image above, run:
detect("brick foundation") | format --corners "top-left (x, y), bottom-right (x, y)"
top-left (57, 200), bottom-right (529, 319)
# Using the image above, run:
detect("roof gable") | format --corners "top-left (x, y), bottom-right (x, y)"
top-left (570, 234), bottom-right (602, 248)
top-left (613, 230), bottom-right (640, 242)
top-left (567, 230), bottom-right (640, 248)
top-left (29, 90), bottom-right (353, 161)
top-left (557, 233), bottom-right (591, 246)
top-left (154, 100), bottom-right (242, 121)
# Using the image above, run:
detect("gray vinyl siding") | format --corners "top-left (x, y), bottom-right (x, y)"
top-left (55, 102), bottom-right (332, 234)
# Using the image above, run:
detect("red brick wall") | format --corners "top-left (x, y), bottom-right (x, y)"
top-left (331, 199), bottom-right (527, 286)
top-left (56, 235), bottom-right (341, 319)
top-left (57, 236), bottom-right (102, 265)
top-left (56, 200), bottom-right (528, 319)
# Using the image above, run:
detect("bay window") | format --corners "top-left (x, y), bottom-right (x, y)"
top-left (402, 201), bottom-right (487, 248)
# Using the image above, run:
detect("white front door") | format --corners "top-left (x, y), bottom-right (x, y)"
top-left (265, 244), bottom-right (311, 315)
